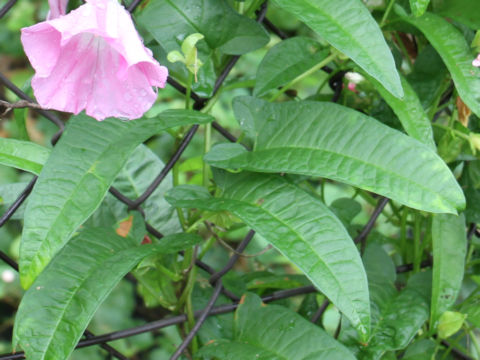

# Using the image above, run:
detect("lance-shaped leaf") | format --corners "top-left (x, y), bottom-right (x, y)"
top-left (270, 0), bottom-right (403, 98)
top-left (20, 111), bottom-right (213, 289)
top-left (360, 250), bottom-right (432, 360)
top-left (0, 138), bottom-right (50, 175)
top-left (13, 227), bottom-right (201, 360)
top-left (410, 0), bottom-right (430, 17)
top-left (399, 10), bottom-right (480, 117)
top-left (254, 37), bottom-right (329, 97)
top-left (197, 293), bottom-right (356, 360)
top-left (205, 97), bottom-right (465, 214)
top-left (431, 214), bottom-right (467, 326)
top-left (369, 75), bottom-right (435, 149)
top-left (166, 171), bottom-right (371, 340)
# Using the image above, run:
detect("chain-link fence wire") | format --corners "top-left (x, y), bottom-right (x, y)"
top-left (0, 1), bottom-right (474, 359)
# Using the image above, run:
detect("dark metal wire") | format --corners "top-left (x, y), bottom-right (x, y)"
top-left (129, 125), bottom-right (199, 207)
top-left (395, 259), bottom-right (432, 274)
top-left (0, 285), bottom-right (317, 360)
top-left (0, 177), bottom-right (36, 227)
top-left (0, 251), bottom-right (18, 271)
top-left (310, 299), bottom-right (329, 324)
top-left (126, 0), bottom-right (143, 12)
top-left (354, 197), bottom-right (390, 247)
top-left (0, 72), bottom-right (64, 129)
top-left (263, 18), bottom-right (288, 40)
top-left (0, 254), bottom-right (129, 360)
top-left (170, 281), bottom-right (223, 360)
top-left (209, 230), bottom-right (255, 284)
top-left (0, 0), bottom-right (17, 20)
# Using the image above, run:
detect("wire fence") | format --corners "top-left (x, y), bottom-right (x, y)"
top-left (0, 1), bottom-right (474, 359)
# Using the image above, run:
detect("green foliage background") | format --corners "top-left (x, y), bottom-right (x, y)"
top-left (0, 0), bottom-right (480, 359)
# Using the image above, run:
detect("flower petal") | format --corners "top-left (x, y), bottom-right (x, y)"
top-left (21, 23), bottom-right (61, 77)
top-left (47, 0), bottom-right (69, 20)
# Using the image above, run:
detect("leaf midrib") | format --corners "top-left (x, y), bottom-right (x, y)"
top-left (0, 154), bottom-right (43, 174)
top-left (238, 145), bottom-right (455, 210)
top-left (24, 124), bottom-right (136, 283)
top-left (217, 194), bottom-right (365, 329)
top-left (37, 240), bottom-right (131, 359)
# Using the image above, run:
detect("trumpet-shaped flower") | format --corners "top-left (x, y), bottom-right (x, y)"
top-left (21, 0), bottom-right (168, 121)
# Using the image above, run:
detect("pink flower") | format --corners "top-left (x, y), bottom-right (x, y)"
top-left (47, 0), bottom-right (69, 20)
top-left (347, 82), bottom-right (357, 92)
top-left (21, 0), bottom-right (168, 121)
top-left (473, 54), bottom-right (480, 68)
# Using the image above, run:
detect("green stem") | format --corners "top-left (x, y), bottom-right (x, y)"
top-left (432, 123), bottom-right (471, 141)
top-left (269, 54), bottom-right (336, 102)
top-left (422, 215), bottom-right (433, 255)
top-left (14, 109), bottom-right (29, 141)
top-left (173, 153), bottom-right (187, 230)
top-left (235, 1), bottom-right (245, 14)
top-left (400, 207), bottom-right (408, 260)
top-left (201, 91), bottom-right (221, 114)
top-left (245, 0), bottom-right (264, 17)
top-left (380, 0), bottom-right (396, 27)
top-left (199, 235), bottom-right (216, 260)
top-left (467, 326), bottom-right (480, 358)
top-left (185, 72), bottom-right (193, 110)
top-left (413, 213), bottom-right (423, 273)
top-left (203, 122), bottom-right (212, 187)
top-left (186, 291), bottom-right (198, 353)
top-left (320, 179), bottom-right (326, 203)
top-left (428, 80), bottom-right (452, 120)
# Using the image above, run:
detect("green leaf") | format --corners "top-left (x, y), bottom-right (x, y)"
top-left (460, 294), bottom-right (480, 328)
top-left (270, 0), bottom-right (403, 98)
top-left (363, 245), bottom-right (397, 317)
top-left (20, 111), bottom-right (213, 289)
top-left (166, 170), bottom-right (371, 340)
top-left (437, 311), bottom-right (466, 339)
top-left (410, 0), bottom-right (430, 16)
top-left (369, 75), bottom-right (435, 149)
top-left (13, 227), bottom-right (201, 360)
top-left (205, 97), bottom-right (465, 214)
top-left (0, 182), bottom-right (30, 220)
top-left (138, 0), bottom-right (269, 56)
top-left (433, 0), bottom-right (480, 29)
top-left (430, 213), bottom-right (467, 326)
top-left (181, 33), bottom-right (205, 61)
top-left (254, 37), bottom-right (329, 97)
top-left (197, 293), bottom-right (356, 360)
top-left (360, 271), bottom-right (432, 359)
top-left (166, 50), bottom-right (185, 64)
top-left (0, 138), bottom-right (50, 175)
top-left (403, 340), bottom-right (437, 360)
top-left (329, 198), bottom-right (362, 226)
top-left (399, 11), bottom-right (480, 117)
